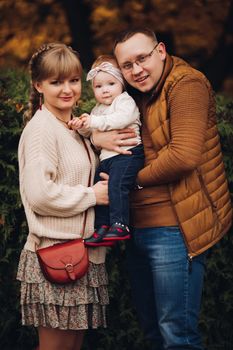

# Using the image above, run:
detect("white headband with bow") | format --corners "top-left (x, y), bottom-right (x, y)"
top-left (86, 62), bottom-right (124, 86)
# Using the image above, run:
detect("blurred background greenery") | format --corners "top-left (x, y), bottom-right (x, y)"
top-left (0, 1), bottom-right (233, 349)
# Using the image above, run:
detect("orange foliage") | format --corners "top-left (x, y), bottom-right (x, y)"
top-left (0, 0), bottom-right (71, 67)
top-left (0, 0), bottom-right (232, 85)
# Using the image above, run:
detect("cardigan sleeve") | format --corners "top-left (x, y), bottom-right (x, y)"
top-left (90, 93), bottom-right (140, 131)
top-left (19, 119), bottom-right (96, 217)
top-left (137, 76), bottom-right (209, 186)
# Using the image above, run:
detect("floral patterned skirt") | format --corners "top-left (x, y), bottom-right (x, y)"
top-left (17, 249), bottom-right (109, 330)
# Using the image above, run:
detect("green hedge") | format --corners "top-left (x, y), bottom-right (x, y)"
top-left (0, 69), bottom-right (232, 350)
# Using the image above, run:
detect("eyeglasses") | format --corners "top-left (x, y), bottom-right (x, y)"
top-left (120, 43), bottom-right (159, 72)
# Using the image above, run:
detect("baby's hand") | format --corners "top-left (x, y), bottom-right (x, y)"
top-left (80, 113), bottom-right (91, 128)
top-left (68, 117), bottom-right (84, 130)
top-left (80, 113), bottom-right (90, 120)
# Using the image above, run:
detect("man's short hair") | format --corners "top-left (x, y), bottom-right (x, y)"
top-left (113, 27), bottom-right (158, 51)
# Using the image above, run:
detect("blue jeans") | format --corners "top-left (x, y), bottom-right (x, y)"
top-left (126, 226), bottom-right (207, 350)
top-left (94, 144), bottom-right (144, 227)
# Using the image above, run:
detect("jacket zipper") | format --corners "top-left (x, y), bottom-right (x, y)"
top-left (197, 168), bottom-right (217, 211)
top-left (168, 184), bottom-right (194, 261)
top-left (169, 169), bottom-right (218, 263)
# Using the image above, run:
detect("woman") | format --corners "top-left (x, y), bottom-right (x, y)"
top-left (17, 42), bottom-right (110, 350)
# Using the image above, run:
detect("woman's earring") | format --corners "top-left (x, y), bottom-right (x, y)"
top-left (39, 93), bottom-right (43, 110)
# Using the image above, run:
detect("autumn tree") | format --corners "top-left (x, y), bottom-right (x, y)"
top-left (0, 0), bottom-right (232, 89)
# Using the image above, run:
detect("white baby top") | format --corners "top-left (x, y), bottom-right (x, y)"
top-left (80, 92), bottom-right (142, 161)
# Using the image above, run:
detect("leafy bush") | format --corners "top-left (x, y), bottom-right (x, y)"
top-left (200, 94), bottom-right (233, 350)
top-left (0, 69), bottom-right (232, 350)
top-left (0, 69), bottom-right (36, 350)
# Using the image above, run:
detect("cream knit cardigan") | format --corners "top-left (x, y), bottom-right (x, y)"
top-left (18, 105), bottom-right (106, 264)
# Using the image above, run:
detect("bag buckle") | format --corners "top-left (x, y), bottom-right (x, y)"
top-left (65, 263), bottom-right (74, 273)
top-left (65, 263), bottom-right (76, 281)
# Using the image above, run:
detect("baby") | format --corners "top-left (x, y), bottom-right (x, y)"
top-left (70, 55), bottom-right (144, 246)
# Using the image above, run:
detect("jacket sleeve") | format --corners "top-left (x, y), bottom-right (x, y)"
top-left (137, 77), bottom-right (209, 186)
top-left (90, 94), bottom-right (140, 131)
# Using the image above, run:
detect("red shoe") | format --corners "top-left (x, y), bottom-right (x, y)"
top-left (85, 225), bottom-right (115, 247)
top-left (103, 223), bottom-right (131, 241)
top-left (85, 240), bottom-right (115, 247)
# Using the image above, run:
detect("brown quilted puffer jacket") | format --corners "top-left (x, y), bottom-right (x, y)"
top-left (131, 55), bottom-right (232, 257)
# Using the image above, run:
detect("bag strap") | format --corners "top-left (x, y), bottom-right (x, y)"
top-left (79, 135), bottom-right (93, 236)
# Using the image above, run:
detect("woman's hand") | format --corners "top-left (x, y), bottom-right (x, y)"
top-left (92, 128), bottom-right (137, 155)
top-left (92, 172), bottom-right (109, 205)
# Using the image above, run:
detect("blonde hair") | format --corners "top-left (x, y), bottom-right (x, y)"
top-left (24, 43), bottom-right (82, 123)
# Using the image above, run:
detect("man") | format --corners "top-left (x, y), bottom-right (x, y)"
top-left (110, 28), bottom-right (232, 349)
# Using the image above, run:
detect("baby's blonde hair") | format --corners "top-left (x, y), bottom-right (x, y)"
top-left (92, 54), bottom-right (119, 69)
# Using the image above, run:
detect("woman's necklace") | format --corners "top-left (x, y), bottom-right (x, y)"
top-left (55, 115), bottom-right (73, 129)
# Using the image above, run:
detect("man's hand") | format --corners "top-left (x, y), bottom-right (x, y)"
top-left (92, 128), bottom-right (138, 155)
